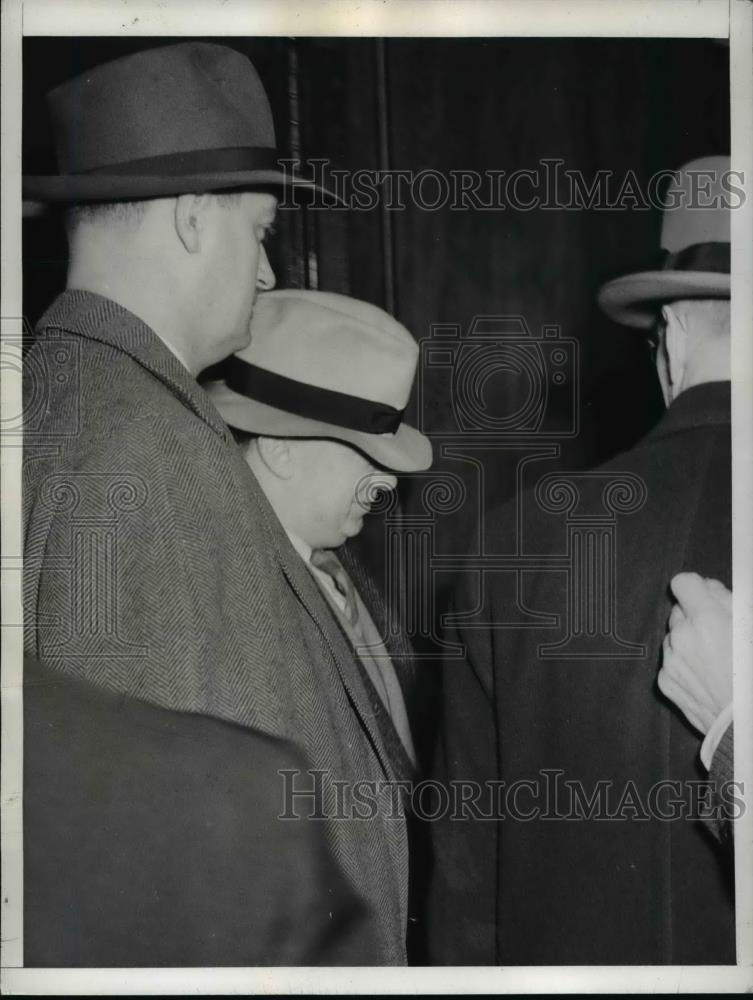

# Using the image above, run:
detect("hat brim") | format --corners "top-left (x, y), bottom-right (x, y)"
top-left (206, 380), bottom-right (433, 473)
top-left (597, 270), bottom-right (730, 329)
top-left (22, 169), bottom-right (342, 205)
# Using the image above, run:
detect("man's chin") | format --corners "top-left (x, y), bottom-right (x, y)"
top-left (234, 326), bottom-right (254, 352)
top-left (340, 523), bottom-right (364, 544)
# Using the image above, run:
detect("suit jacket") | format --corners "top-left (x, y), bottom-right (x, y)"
top-left (429, 381), bottom-right (735, 965)
top-left (24, 656), bottom-right (374, 966)
top-left (23, 290), bottom-right (409, 964)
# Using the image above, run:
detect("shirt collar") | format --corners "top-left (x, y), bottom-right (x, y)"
top-left (285, 528), bottom-right (313, 564)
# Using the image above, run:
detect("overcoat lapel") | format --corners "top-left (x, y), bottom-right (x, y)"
top-left (253, 501), bottom-right (409, 933)
top-left (266, 515), bottom-right (400, 784)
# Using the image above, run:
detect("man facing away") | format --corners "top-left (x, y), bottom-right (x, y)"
top-left (22, 42), bottom-right (418, 964)
top-left (427, 156), bottom-right (735, 964)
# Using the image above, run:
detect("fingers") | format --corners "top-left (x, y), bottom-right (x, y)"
top-left (658, 641), bottom-right (715, 734)
top-left (706, 577), bottom-right (733, 612)
top-left (662, 572), bottom-right (733, 733)
top-left (670, 572), bottom-right (731, 616)
top-left (665, 616), bottom-right (697, 661)
top-left (668, 603), bottom-right (686, 632)
top-left (669, 572), bottom-right (712, 617)
top-left (661, 631), bottom-right (717, 711)
top-left (657, 667), bottom-right (709, 734)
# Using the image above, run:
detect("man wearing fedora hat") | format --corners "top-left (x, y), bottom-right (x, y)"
top-left (207, 288), bottom-right (433, 775)
top-left (427, 156), bottom-right (735, 964)
top-left (21, 43), bottom-right (416, 965)
top-left (205, 288), bottom-right (433, 962)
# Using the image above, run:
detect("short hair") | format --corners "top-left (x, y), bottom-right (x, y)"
top-left (64, 190), bottom-right (244, 236)
top-left (64, 200), bottom-right (148, 236)
top-left (213, 190), bottom-right (244, 206)
top-left (229, 426), bottom-right (257, 448)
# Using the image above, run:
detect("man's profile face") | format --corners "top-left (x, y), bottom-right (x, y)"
top-left (200, 191), bottom-right (278, 360)
top-left (287, 438), bottom-right (398, 550)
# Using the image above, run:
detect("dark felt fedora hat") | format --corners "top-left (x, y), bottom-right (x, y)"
top-left (23, 42), bottom-right (336, 203)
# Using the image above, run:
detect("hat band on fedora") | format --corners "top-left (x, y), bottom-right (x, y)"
top-left (658, 241), bottom-right (730, 275)
top-left (224, 357), bottom-right (405, 434)
top-left (79, 146), bottom-right (280, 176)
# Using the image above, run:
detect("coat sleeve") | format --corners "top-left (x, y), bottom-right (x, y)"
top-left (23, 413), bottom-right (280, 719)
top-left (705, 722), bottom-right (735, 845)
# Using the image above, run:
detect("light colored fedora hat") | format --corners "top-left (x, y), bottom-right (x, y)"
top-left (598, 155), bottom-right (731, 329)
top-left (206, 290), bottom-right (433, 473)
top-left (23, 42), bottom-right (337, 203)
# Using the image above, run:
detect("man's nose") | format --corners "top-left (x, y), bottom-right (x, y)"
top-left (256, 245), bottom-right (276, 291)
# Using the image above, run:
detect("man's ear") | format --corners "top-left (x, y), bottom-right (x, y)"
top-left (662, 303), bottom-right (688, 399)
top-left (174, 193), bottom-right (211, 254)
top-left (256, 436), bottom-right (294, 480)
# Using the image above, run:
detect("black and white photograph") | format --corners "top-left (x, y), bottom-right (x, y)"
top-left (1, 0), bottom-right (752, 993)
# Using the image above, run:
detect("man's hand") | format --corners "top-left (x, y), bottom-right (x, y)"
top-left (658, 572), bottom-right (732, 735)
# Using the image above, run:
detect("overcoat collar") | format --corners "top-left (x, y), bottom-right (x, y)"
top-left (37, 289), bottom-right (401, 782)
top-left (648, 380), bottom-right (730, 442)
top-left (36, 289), bottom-right (232, 441)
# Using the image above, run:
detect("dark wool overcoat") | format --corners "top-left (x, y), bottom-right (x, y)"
top-left (428, 381), bottom-right (734, 965)
top-left (23, 655), bottom-right (375, 966)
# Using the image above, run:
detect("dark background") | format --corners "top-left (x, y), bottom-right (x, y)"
top-left (22, 33), bottom-right (730, 620)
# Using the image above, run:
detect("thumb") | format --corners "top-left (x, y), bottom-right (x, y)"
top-left (669, 571), bottom-right (710, 618)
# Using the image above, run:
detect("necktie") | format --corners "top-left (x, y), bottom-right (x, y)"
top-left (309, 548), bottom-right (416, 785)
top-left (310, 548), bottom-right (361, 630)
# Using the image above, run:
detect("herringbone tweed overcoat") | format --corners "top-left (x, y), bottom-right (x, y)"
top-left (23, 290), bottom-right (408, 965)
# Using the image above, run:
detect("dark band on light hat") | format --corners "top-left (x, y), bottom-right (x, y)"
top-left (658, 241), bottom-right (730, 274)
top-left (224, 356), bottom-right (405, 435)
